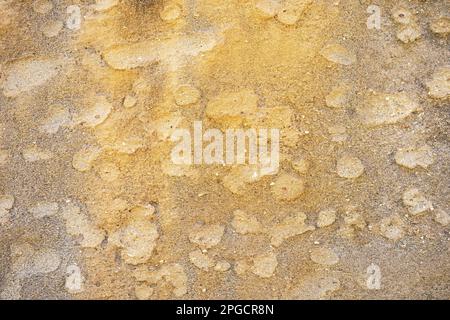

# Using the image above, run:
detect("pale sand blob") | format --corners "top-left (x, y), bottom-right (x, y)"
top-left (214, 260), bottom-right (231, 272)
top-left (72, 146), bottom-right (102, 172)
top-left (358, 92), bottom-right (418, 127)
top-left (397, 24), bottom-right (422, 43)
top-left (325, 85), bottom-right (351, 109)
top-left (338, 209), bottom-right (366, 239)
top-left (123, 95), bottom-right (137, 108)
top-left (189, 249), bottom-right (215, 271)
top-left (159, 3), bottom-right (182, 22)
top-left (29, 201), bottom-right (59, 219)
top-left (402, 188), bottom-right (433, 216)
top-left (251, 251), bottom-right (278, 278)
top-left (22, 146), bottom-right (53, 162)
top-left (188, 224), bottom-right (225, 249)
top-left (222, 165), bottom-right (271, 195)
top-left (328, 125), bottom-right (348, 143)
top-left (0, 194), bottom-right (15, 225)
top-left (109, 215), bottom-right (159, 265)
top-left (134, 284), bottom-right (153, 300)
top-left (392, 7), bottom-right (414, 25)
top-left (336, 155), bottom-right (364, 179)
top-left (92, 0), bottom-right (119, 12)
top-left (206, 90), bottom-right (259, 127)
top-left (61, 203), bottom-right (105, 248)
top-left (379, 215), bottom-right (404, 241)
top-left (0, 149), bottom-right (9, 166)
top-left (310, 247), bottom-right (339, 266)
top-left (430, 17), bottom-right (450, 35)
top-left (317, 209), bottom-right (337, 228)
top-left (29, 250), bottom-right (61, 274)
top-left (2, 57), bottom-right (62, 97)
top-left (290, 156), bottom-right (310, 174)
top-left (271, 173), bottom-right (305, 201)
top-left (39, 105), bottom-right (71, 134)
top-left (76, 96), bottom-right (112, 128)
top-left (276, 0), bottom-right (312, 25)
top-left (320, 44), bottom-right (356, 66)
top-left (174, 85), bottom-right (201, 106)
top-left (395, 145), bottom-right (434, 169)
top-left (255, 0), bottom-right (282, 19)
top-left (102, 32), bottom-right (220, 70)
top-left (41, 20), bottom-right (63, 38)
top-left (130, 204), bottom-right (156, 217)
top-left (434, 210), bottom-right (450, 226)
top-left (134, 264), bottom-right (187, 297)
top-left (32, 0), bottom-right (53, 14)
top-left (269, 212), bottom-right (315, 247)
top-left (290, 275), bottom-right (340, 299)
top-left (10, 243), bottom-right (61, 277)
top-left (231, 209), bottom-right (264, 234)
top-left (425, 66), bottom-right (450, 99)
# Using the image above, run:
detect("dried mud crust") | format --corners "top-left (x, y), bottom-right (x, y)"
top-left (0, 0), bottom-right (449, 300)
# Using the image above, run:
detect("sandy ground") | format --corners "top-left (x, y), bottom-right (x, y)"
top-left (0, 0), bottom-right (449, 300)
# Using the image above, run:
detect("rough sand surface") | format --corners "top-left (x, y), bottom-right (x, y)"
top-left (0, 0), bottom-right (449, 299)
